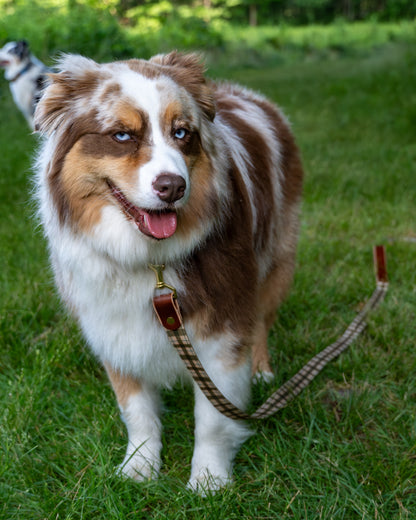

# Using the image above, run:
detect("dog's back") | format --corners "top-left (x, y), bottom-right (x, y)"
top-left (177, 80), bottom-right (303, 375)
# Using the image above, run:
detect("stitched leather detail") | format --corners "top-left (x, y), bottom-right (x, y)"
top-left (152, 293), bottom-right (183, 331)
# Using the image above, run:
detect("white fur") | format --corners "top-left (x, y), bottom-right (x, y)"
top-left (35, 73), bottom-right (251, 489)
top-left (118, 384), bottom-right (163, 480)
top-left (187, 333), bottom-right (253, 491)
top-left (215, 89), bottom-right (288, 281)
top-left (33, 54), bottom-right (298, 493)
top-left (189, 384), bottom-right (251, 493)
top-left (214, 114), bottom-right (256, 221)
top-left (107, 69), bottom-right (191, 211)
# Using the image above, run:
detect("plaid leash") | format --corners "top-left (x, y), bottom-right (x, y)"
top-left (150, 246), bottom-right (389, 421)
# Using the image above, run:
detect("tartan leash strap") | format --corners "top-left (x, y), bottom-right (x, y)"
top-left (150, 246), bottom-right (389, 421)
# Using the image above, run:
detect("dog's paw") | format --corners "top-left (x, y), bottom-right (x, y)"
top-left (187, 469), bottom-right (232, 495)
top-left (252, 370), bottom-right (274, 384)
top-left (117, 453), bottom-right (160, 482)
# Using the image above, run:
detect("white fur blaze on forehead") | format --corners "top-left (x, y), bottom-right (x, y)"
top-left (149, 51), bottom-right (216, 122)
top-left (108, 68), bottom-right (190, 209)
top-left (116, 67), bottom-right (164, 113)
top-left (111, 59), bottom-right (212, 131)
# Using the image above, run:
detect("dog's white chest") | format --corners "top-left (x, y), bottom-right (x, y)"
top-left (54, 246), bottom-right (187, 387)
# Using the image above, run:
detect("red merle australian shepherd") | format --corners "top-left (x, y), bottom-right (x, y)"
top-left (34, 52), bottom-right (303, 492)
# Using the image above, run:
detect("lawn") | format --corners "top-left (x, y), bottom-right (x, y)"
top-left (0, 34), bottom-right (415, 519)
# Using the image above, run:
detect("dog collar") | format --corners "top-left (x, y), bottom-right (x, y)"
top-left (9, 61), bottom-right (33, 82)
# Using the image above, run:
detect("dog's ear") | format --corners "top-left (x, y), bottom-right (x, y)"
top-left (34, 54), bottom-right (101, 135)
top-left (14, 40), bottom-right (30, 60)
top-left (150, 52), bottom-right (216, 122)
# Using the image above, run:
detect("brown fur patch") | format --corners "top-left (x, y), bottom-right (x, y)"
top-left (215, 101), bottom-right (275, 252)
top-left (59, 137), bottom-right (152, 233)
top-left (179, 82), bottom-right (303, 371)
top-left (103, 100), bottom-right (149, 138)
top-left (251, 323), bottom-right (272, 375)
top-left (160, 100), bottom-right (200, 157)
top-left (122, 58), bottom-right (161, 80)
top-left (250, 250), bottom-right (299, 376)
top-left (248, 95), bottom-right (304, 208)
top-left (80, 133), bottom-right (140, 158)
top-left (104, 364), bottom-right (142, 409)
top-left (60, 148), bottom-right (109, 231)
top-left (178, 158), bottom-right (257, 343)
top-left (35, 69), bottom-right (106, 134)
top-left (176, 149), bottom-right (219, 241)
top-left (214, 84), bottom-right (303, 210)
top-left (162, 100), bottom-right (184, 127)
top-left (46, 113), bottom-right (99, 225)
top-left (98, 82), bottom-right (122, 106)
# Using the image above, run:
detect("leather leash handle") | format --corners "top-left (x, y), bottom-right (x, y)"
top-left (374, 244), bottom-right (388, 284)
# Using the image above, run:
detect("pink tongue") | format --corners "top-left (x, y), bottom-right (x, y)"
top-left (142, 211), bottom-right (177, 239)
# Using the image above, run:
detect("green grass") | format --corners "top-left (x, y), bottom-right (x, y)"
top-left (1, 35), bottom-right (416, 519)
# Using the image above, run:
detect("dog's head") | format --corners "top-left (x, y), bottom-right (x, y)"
top-left (35, 53), bottom-right (226, 259)
top-left (0, 40), bottom-right (30, 70)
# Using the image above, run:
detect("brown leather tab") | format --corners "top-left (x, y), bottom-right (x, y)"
top-left (152, 293), bottom-right (183, 331)
top-left (373, 245), bottom-right (388, 283)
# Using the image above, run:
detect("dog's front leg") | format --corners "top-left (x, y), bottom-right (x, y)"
top-left (188, 359), bottom-right (252, 493)
top-left (105, 365), bottom-right (162, 481)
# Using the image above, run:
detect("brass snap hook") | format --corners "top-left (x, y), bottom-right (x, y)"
top-left (148, 263), bottom-right (177, 298)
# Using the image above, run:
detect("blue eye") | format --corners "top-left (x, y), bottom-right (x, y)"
top-left (114, 132), bottom-right (132, 142)
top-left (174, 128), bottom-right (187, 140)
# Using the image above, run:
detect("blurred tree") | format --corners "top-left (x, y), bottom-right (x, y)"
top-left (249, 3), bottom-right (257, 25)
top-left (0, 0), bottom-right (415, 36)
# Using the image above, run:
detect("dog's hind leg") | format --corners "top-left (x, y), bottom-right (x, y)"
top-left (105, 365), bottom-right (162, 481)
top-left (251, 314), bottom-right (275, 382)
top-left (251, 252), bottom-right (297, 381)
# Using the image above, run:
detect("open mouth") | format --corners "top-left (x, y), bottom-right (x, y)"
top-left (0, 60), bottom-right (10, 67)
top-left (107, 180), bottom-right (177, 240)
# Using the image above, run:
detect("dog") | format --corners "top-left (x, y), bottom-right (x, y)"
top-left (33, 52), bottom-right (303, 492)
top-left (0, 40), bottom-right (51, 129)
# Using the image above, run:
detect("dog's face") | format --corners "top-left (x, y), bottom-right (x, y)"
top-left (35, 53), bottom-right (222, 256)
top-left (0, 40), bottom-right (30, 70)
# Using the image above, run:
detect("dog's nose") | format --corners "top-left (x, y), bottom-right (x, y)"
top-left (152, 173), bottom-right (186, 203)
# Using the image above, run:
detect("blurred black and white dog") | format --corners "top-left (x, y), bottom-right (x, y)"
top-left (0, 40), bottom-right (51, 129)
